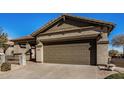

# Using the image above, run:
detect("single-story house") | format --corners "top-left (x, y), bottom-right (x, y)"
top-left (11, 14), bottom-right (115, 65)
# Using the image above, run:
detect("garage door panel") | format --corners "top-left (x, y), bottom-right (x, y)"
top-left (44, 43), bottom-right (91, 65)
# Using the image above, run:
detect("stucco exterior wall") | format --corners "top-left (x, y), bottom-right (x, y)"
top-left (97, 32), bottom-right (109, 65)
top-left (14, 44), bottom-right (26, 54)
top-left (0, 48), bottom-right (4, 53)
top-left (5, 47), bottom-right (14, 55)
top-left (40, 19), bottom-right (92, 35)
top-left (37, 30), bottom-right (100, 42)
top-left (36, 42), bottom-right (43, 63)
top-left (97, 43), bottom-right (108, 65)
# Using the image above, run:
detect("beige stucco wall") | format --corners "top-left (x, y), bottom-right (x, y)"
top-left (0, 48), bottom-right (4, 53)
top-left (14, 44), bottom-right (26, 54)
top-left (36, 42), bottom-right (43, 63)
top-left (43, 23), bottom-right (80, 34)
top-left (13, 43), bottom-right (36, 61)
top-left (97, 43), bottom-right (108, 65)
top-left (26, 54), bottom-right (30, 60)
top-left (97, 32), bottom-right (109, 65)
top-left (99, 32), bottom-right (108, 41)
top-left (37, 30), bottom-right (100, 42)
top-left (5, 47), bottom-right (14, 55)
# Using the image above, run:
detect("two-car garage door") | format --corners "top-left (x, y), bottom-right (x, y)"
top-left (44, 42), bottom-right (93, 65)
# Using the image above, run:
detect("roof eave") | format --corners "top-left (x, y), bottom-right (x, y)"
top-left (31, 14), bottom-right (115, 37)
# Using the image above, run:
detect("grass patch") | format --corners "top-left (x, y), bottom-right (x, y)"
top-left (105, 73), bottom-right (124, 79)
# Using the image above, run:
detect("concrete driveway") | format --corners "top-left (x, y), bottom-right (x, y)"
top-left (0, 62), bottom-right (116, 79)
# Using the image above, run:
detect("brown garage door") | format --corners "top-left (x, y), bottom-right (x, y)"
top-left (44, 42), bottom-right (94, 65)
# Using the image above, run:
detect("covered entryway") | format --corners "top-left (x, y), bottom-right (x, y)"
top-left (43, 40), bottom-right (96, 65)
top-left (11, 35), bottom-right (36, 61)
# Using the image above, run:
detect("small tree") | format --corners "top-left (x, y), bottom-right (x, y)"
top-left (109, 50), bottom-right (119, 57)
top-left (0, 27), bottom-right (8, 53)
top-left (112, 35), bottom-right (124, 57)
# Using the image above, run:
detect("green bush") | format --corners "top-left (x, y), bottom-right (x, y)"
top-left (105, 73), bottom-right (124, 79)
top-left (1, 62), bottom-right (11, 71)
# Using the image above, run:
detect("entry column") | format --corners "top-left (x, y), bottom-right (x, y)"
top-left (36, 42), bottom-right (43, 63)
top-left (97, 32), bottom-right (109, 65)
top-left (26, 43), bottom-right (31, 60)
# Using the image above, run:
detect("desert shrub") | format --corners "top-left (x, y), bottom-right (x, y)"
top-left (1, 62), bottom-right (11, 71)
top-left (105, 73), bottom-right (124, 79)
